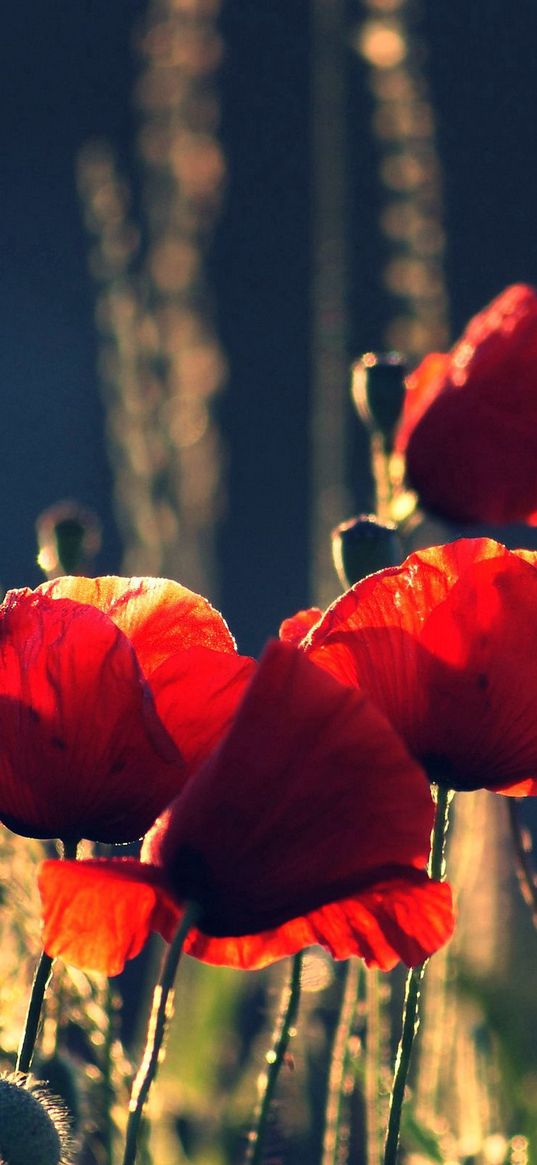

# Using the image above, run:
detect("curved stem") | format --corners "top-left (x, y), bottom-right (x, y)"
top-left (16, 837), bottom-right (80, 1073)
top-left (383, 785), bottom-right (452, 1165)
top-left (245, 951), bottom-right (304, 1165)
top-left (122, 902), bottom-right (200, 1165)
top-left (506, 799), bottom-right (537, 925)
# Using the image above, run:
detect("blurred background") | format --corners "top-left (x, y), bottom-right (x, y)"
top-left (3, 0), bottom-right (537, 652)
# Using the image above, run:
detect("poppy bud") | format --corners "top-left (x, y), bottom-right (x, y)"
top-left (351, 351), bottom-right (406, 450)
top-left (36, 501), bottom-right (102, 578)
top-left (0, 1073), bottom-right (72, 1165)
top-left (332, 515), bottom-right (403, 588)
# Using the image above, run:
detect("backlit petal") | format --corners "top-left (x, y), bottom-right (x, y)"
top-left (153, 642), bottom-right (446, 950)
top-left (149, 647), bottom-right (256, 775)
top-left (38, 576), bottom-right (236, 676)
top-left (184, 877), bottom-right (454, 971)
top-left (39, 859), bottom-right (180, 976)
top-left (306, 540), bottom-right (537, 792)
top-left (279, 609), bottom-right (323, 644)
top-left (0, 590), bottom-right (183, 841)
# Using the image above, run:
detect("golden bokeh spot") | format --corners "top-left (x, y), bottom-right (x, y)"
top-left (356, 21), bottom-right (407, 69)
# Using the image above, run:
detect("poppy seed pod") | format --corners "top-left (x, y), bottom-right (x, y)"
top-left (332, 515), bottom-right (403, 588)
top-left (351, 352), bottom-right (406, 450)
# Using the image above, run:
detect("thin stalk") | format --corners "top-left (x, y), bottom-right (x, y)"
top-left (122, 902), bottom-right (200, 1165)
top-left (245, 951), bottom-right (304, 1165)
top-left (365, 968), bottom-right (382, 1165)
top-left (371, 435), bottom-right (393, 523)
top-left (506, 799), bottom-right (537, 925)
top-left (101, 982), bottom-right (117, 1165)
top-left (321, 958), bottom-right (361, 1165)
top-left (17, 838), bottom-right (79, 1073)
top-left (383, 785), bottom-right (452, 1165)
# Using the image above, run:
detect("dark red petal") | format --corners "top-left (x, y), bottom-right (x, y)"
top-left (279, 609), bottom-right (323, 645)
top-left (153, 642), bottom-right (446, 951)
top-left (183, 877), bottom-right (454, 971)
top-left (38, 859), bottom-right (180, 975)
top-left (149, 648), bottom-right (256, 776)
top-left (306, 541), bottom-right (537, 793)
top-left (38, 576), bottom-right (236, 676)
top-left (397, 285), bottom-right (537, 524)
top-left (0, 590), bottom-right (183, 841)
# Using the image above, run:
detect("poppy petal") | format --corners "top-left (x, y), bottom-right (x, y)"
top-left (279, 609), bottom-right (323, 645)
top-left (152, 642), bottom-right (449, 954)
top-left (0, 590), bottom-right (183, 841)
top-left (397, 285), bottom-right (537, 525)
top-left (37, 576), bottom-right (236, 676)
top-left (306, 540), bottom-right (537, 793)
top-left (38, 859), bottom-right (180, 976)
top-left (149, 647), bottom-right (256, 775)
top-left (183, 876), bottom-right (454, 971)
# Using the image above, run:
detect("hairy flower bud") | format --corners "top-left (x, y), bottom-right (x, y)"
top-left (0, 1074), bottom-right (72, 1165)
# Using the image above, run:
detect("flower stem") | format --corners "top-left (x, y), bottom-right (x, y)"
top-left (122, 902), bottom-right (200, 1165)
top-left (321, 958), bottom-right (361, 1165)
top-left (365, 967), bottom-right (382, 1165)
top-left (102, 982), bottom-right (117, 1165)
top-left (16, 837), bottom-right (80, 1074)
top-left (245, 951), bottom-right (304, 1165)
top-left (383, 784), bottom-right (452, 1165)
top-left (16, 950), bottom-right (55, 1074)
top-left (506, 799), bottom-right (537, 925)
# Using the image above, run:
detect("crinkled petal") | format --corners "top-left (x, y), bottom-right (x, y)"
top-left (0, 590), bottom-right (183, 841)
top-left (184, 876), bottom-right (454, 971)
top-left (149, 648), bottom-right (256, 776)
top-left (38, 859), bottom-right (180, 976)
top-left (37, 576), bottom-right (236, 676)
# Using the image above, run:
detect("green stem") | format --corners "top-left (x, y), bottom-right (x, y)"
top-left (383, 785), bottom-right (452, 1165)
top-left (507, 799), bottom-right (537, 926)
top-left (102, 982), bottom-right (117, 1165)
top-left (16, 837), bottom-right (80, 1074)
top-left (371, 434), bottom-right (393, 524)
top-left (321, 958), bottom-right (361, 1165)
top-left (245, 951), bottom-right (304, 1165)
top-left (122, 902), bottom-right (200, 1165)
top-left (365, 968), bottom-right (382, 1165)
top-left (16, 950), bottom-right (55, 1074)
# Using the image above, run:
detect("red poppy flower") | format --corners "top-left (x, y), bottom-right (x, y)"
top-left (396, 284), bottom-right (537, 524)
top-left (0, 577), bottom-right (254, 843)
top-left (38, 641), bottom-right (453, 976)
top-left (304, 538), bottom-right (537, 795)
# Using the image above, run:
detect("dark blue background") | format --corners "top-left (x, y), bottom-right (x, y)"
top-left (3, 2), bottom-right (537, 653)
